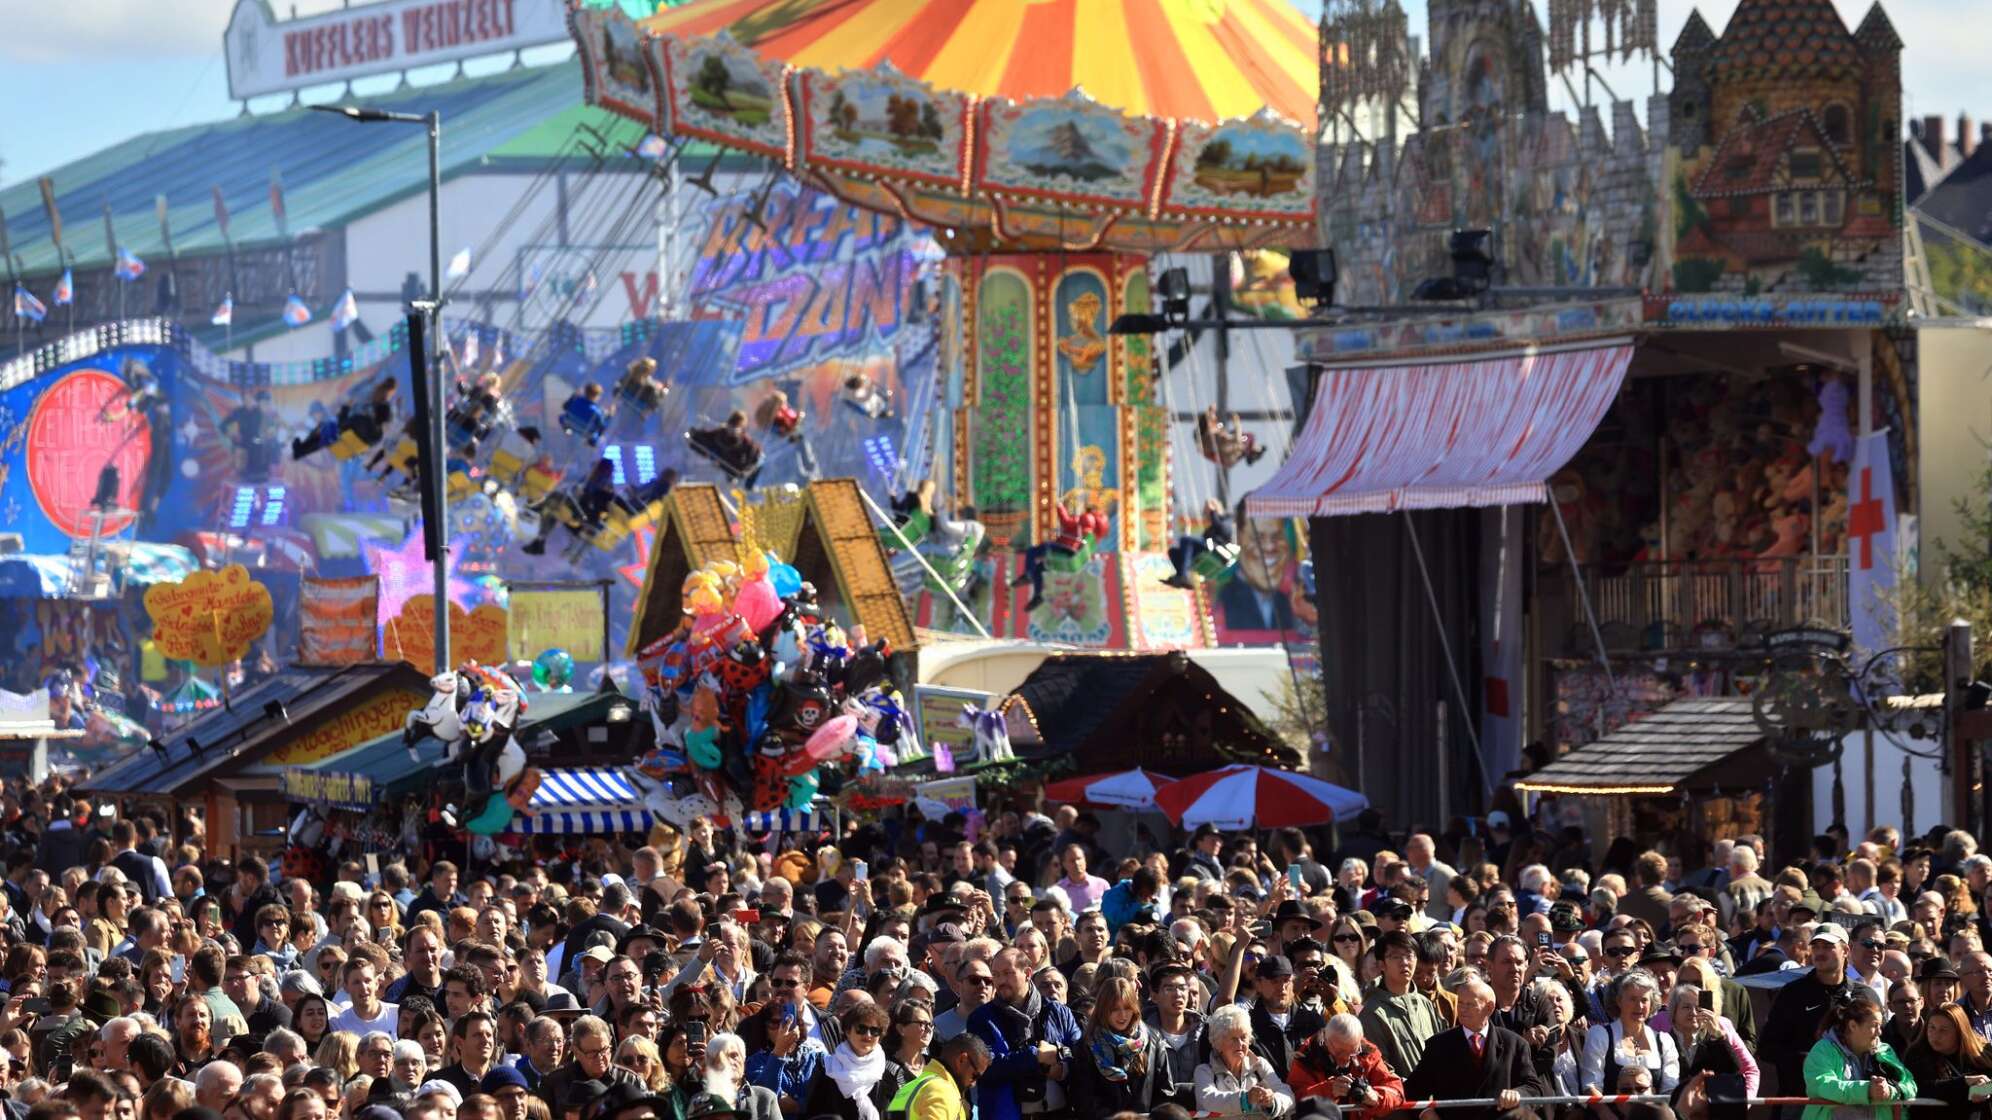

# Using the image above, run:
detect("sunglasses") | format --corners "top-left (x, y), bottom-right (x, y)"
top-left (850, 1024), bottom-right (883, 1038)
top-left (1606, 946), bottom-right (1638, 958)
top-left (903, 1019), bottom-right (934, 1030)
top-left (1862, 941), bottom-right (1885, 951)
top-left (1333, 933), bottom-right (1362, 943)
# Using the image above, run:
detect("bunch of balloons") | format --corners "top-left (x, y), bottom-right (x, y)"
top-left (632, 549), bottom-right (917, 823)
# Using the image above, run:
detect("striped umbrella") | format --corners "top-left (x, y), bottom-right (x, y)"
top-left (1042, 768), bottom-right (1177, 810)
top-left (638, 0), bottom-right (1318, 126)
top-left (1154, 765), bottom-right (1369, 830)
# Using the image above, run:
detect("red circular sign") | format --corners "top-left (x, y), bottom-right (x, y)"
top-left (26, 368), bottom-right (153, 539)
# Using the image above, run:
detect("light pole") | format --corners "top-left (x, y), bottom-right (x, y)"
top-left (311, 104), bottom-right (449, 667)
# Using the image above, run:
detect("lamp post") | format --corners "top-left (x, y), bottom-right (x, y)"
top-left (311, 103), bottom-right (448, 667)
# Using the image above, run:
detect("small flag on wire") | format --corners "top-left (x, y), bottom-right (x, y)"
top-left (582, 270), bottom-right (598, 296)
top-left (212, 293), bottom-right (234, 326)
top-left (114, 247), bottom-right (146, 281)
top-left (447, 247), bottom-right (472, 280)
top-left (460, 328), bottom-right (480, 368)
top-left (490, 332), bottom-right (504, 368)
top-left (282, 293), bottom-right (311, 327)
top-left (14, 285), bottom-right (48, 323)
top-left (52, 269), bottom-right (74, 306)
top-left (330, 288), bottom-right (359, 331)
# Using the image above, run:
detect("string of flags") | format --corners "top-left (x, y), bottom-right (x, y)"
top-left (52, 270), bottom-right (73, 307)
top-left (282, 294), bottom-right (312, 327)
top-left (12, 285), bottom-right (47, 324)
top-left (212, 293), bottom-right (234, 327)
top-left (330, 289), bottom-right (359, 332)
top-left (113, 248), bottom-right (146, 282)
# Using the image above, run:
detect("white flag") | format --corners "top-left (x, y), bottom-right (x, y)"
top-left (1848, 429), bottom-right (1899, 657)
top-left (447, 247), bottom-right (472, 280)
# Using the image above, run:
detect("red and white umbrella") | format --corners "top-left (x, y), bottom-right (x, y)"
top-left (1154, 765), bottom-right (1369, 830)
top-left (1042, 768), bottom-right (1177, 810)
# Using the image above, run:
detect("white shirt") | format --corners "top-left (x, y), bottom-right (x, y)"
top-left (331, 1001), bottom-right (400, 1036)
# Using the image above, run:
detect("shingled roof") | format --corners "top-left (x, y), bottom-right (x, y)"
top-left (1005, 652), bottom-right (1297, 773)
top-left (1709, 0), bottom-right (1860, 83)
top-left (1513, 697), bottom-right (1774, 795)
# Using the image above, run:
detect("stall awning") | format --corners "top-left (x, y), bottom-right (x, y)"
top-left (1247, 341), bottom-right (1633, 518)
top-left (1513, 698), bottom-right (1769, 796)
top-left (513, 767), bottom-right (649, 835)
top-left (740, 808), bottom-right (822, 833)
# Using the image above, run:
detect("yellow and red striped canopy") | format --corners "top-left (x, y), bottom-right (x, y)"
top-left (639, 0), bottom-right (1318, 128)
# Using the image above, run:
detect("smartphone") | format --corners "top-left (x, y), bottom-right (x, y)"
top-left (1698, 988), bottom-right (1717, 1012)
top-left (1536, 931), bottom-right (1552, 950)
top-left (783, 1001), bottom-right (797, 1025)
top-left (853, 859), bottom-right (868, 882)
top-left (685, 1020), bottom-right (708, 1047)
top-left (1287, 864), bottom-right (1304, 891)
top-left (734, 908), bottom-right (762, 924)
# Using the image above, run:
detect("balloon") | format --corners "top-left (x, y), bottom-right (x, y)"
top-left (531, 649), bottom-right (575, 690)
top-left (465, 795), bottom-right (517, 835)
top-left (735, 577), bottom-right (783, 632)
top-left (803, 714), bottom-right (857, 764)
top-left (769, 562), bottom-right (803, 598)
top-left (684, 725), bottom-right (723, 770)
top-left (785, 767), bottom-right (819, 810)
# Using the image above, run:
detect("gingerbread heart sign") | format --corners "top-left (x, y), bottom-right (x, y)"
top-left (143, 565), bottom-right (276, 667)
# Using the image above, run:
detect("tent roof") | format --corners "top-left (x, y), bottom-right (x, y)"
top-left (1513, 698), bottom-right (1773, 796)
top-left (1006, 652), bottom-right (1296, 769)
top-left (0, 60), bottom-right (639, 279)
top-left (637, 0), bottom-right (1318, 127)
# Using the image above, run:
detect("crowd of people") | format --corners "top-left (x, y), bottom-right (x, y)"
top-left (12, 776), bottom-right (1992, 1120)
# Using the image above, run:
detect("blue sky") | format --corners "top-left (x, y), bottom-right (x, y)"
top-left (0, 0), bottom-right (1980, 191)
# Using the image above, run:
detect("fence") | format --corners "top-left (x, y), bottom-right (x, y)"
top-left (1536, 554), bottom-right (1850, 658)
top-left (1383, 1093), bottom-right (1949, 1111)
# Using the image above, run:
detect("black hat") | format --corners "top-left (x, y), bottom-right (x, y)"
top-left (684, 1092), bottom-right (746, 1120)
top-left (919, 894), bottom-right (969, 918)
top-left (558, 1080), bottom-right (611, 1115)
top-left (593, 1081), bottom-right (673, 1120)
top-left (1192, 823), bottom-right (1222, 844)
top-left (1270, 900), bottom-right (1324, 930)
top-left (616, 925), bottom-right (670, 954)
top-left (1550, 901), bottom-right (1585, 933)
top-left (1256, 953), bottom-right (1295, 979)
top-left (1378, 900), bottom-right (1415, 921)
top-left (1638, 944), bottom-right (1683, 968)
top-left (1918, 957), bottom-right (1961, 982)
top-left (80, 988), bottom-right (123, 1025)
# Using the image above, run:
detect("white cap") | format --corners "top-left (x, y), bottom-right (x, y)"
top-left (416, 1082), bottom-right (463, 1106)
top-left (1810, 923), bottom-right (1849, 946)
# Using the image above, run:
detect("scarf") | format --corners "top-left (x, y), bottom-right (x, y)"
top-left (990, 986), bottom-right (1044, 1048)
top-left (824, 1042), bottom-right (886, 1120)
top-left (1089, 1023), bottom-right (1147, 1084)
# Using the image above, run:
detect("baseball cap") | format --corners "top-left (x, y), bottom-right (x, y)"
top-left (579, 945), bottom-right (615, 966)
top-left (1809, 923), bottom-right (1849, 946)
top-left (1256, 953), bottom-right (1295, 979)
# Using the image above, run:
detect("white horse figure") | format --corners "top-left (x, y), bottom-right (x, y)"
top-left (404, 671), bottom-right (464, 761)
top-left (956, 703), bottom-right (1015, 764)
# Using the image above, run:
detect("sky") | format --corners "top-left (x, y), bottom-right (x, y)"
top-left (0, 0), bottom-right (1983, 191)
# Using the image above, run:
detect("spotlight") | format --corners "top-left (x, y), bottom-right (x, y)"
top-left (1156, 267), bottom-right (1192, 325)
top-left (186, 737), bottom-right (203, 756)
top-left (263, 699), bottom-right (289, 723)
top-left (1448, 228), bottom-right (1495, 293)
top-left (1287, 249), bottom-right (1338, 307)
top-left (1108, 313), bottom-right (1170, 336)
top-left (147, 737), bottom-right (167, 758)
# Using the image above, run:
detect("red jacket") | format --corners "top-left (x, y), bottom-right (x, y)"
top-left (1053, 504), bottom-right (1107, 551)
top-left (1288, 1037), bottom-right (1405, 1120)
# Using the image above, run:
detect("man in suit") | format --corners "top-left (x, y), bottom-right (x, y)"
top-left (1405, 975), bottom-right (1546, 1120)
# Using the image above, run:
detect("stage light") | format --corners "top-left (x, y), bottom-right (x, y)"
top-left (263, 699), bottom-right (289, 723)
top-left (1109, 313), bottom-right (1171, 336)
top-left (1157, 267), bottom-right (1193, 325)
top-left (1288, 249), bottom-right (1338, 307)
top-left (1449, 228), bottom-right (1495, 293)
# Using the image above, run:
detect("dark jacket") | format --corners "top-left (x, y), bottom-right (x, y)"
top-left (227, 882), bottom-right (283, 952)
top-left (1902, 1045), bottom-right (1989, 1120)
top-left (1067, 1025), bottom-right (1176, 1115)
top-left (798, 1062), bottom-right (891, 1120)
top-left (967, 988), bottom-right (1082, 1120)
top-left (1404, 1025), bottom-right (1547, 1120)
top-left (1248, 999), bottom-right (1326, 1076)
top-left (536, 1062), bottom-right (639, 1111)
top-left (1144, 1009), bottom-right (1206, 1107)
top-left (1762, 970), bottom-right (1862, 1093)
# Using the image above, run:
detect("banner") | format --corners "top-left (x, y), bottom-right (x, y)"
top-left (913, 776), bottom-right (977, 820)
top-left (299, 576), bottom-right (380, 665)
top-left (279, 768), bottom-right (376, 810)
top-left (382, 595), bottom-right (508, 672)
top-left (143, 564), bottom-right (275, 667)
top-left (508, 587), bottom-right (606, 662)
top-left (266, 687), bottom-right (426, 764)
top-left (910, 685), bottom-right (992, 768)
top-left (1849, 429), bottom-right (1900, 657)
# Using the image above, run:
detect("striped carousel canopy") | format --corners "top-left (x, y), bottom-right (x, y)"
top-left (635, 0), bottom-right (1319, 126)
top-left (512, 767), bottom-right (652, 835)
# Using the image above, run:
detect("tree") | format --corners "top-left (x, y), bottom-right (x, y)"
top-left (1198, 138), bottom-right (1234, 170)
top-left (695, 56), bottom-right (732, 107)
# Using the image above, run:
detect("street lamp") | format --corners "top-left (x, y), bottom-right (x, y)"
top-left (310, 102), bottom-right (450, 668)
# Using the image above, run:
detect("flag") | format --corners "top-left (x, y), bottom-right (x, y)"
top-left (13, 285), bottom-right (47, 323)
top-left (211, 293), bottom-right (234, 326)
top-left (460, 328), bottom-right (480, 368)
top-left (490, 332), bottom-right (504, 368)
top-left (269, 171), bottom-right (289, 241)
top-left (37, 178), bottom-right (62, 250)
top-left (330, 288), bottom-right (359, 331)
top-left (447, 248), bottom-right (472, 280)
top-left (114, 248), bottom-right (146, 282)
top-left (283, 294), bottom-right (311, 327)
top-left (52, 269), bottom-right (73, 306)
top-left (1849, 429), bottom-right (1901, 658)
top-left (212, 186), bottom-right (231, 239)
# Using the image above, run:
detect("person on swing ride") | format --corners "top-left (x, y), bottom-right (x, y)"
top-left (560, 382), bottom-right (612, 446)
top-left (1162, 498), bottom-right (1237, 589)
top-left (841, 373), bottom-right (894, 420)
top-left (754, 389), bottom-right (817, 477)
top-left (617, 355), bottom-right (669, 412)
top-left (520, 458), bottom-right (628, 556)
top-left (1197, 405), bottom-right (1265, 467)
top-left (687, 410), bottom-right (764, 482)
top-left (1009, 494), bottom-right (1108, 612)
top-left (292, 378), bottom-right (397, 461)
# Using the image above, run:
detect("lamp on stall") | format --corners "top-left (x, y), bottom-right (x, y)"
top-left (1412, 229), bottom-right (1496, 301)
top-left (1287, 249), bottom-right (1338, 308)
top-left (1156, 266), bottom-right (1193, 326)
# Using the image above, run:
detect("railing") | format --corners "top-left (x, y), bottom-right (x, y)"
top-left (1388, 1095), bottom-right (1949, 1112)
top-left (1536, 554), bottom-right (1850, 657)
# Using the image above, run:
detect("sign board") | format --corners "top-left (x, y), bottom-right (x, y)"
top-left (144, 565), bottom-right (276, 667)
top-left (913, 776), bottom-right (977, 820)
top-left (299, 576), bottom-right (381, 665)
top-left (224, 0), bottom-right (572, 100)
top-left (381, 595), bottom-right (509, 673)
top-left (265, 688), bottom-right (425, 765)
top-left (508, 587), bottom-right (606, 662)
top-left (280, 768), bottom-right (376, 810)
top-left (910, 685), bottom-right (993, 769)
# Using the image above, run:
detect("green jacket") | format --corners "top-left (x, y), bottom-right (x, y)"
top-left (1359, 985), bottom-right (1443, 1081)
top-left (1800, 1033), bottom-right (1917, 1120)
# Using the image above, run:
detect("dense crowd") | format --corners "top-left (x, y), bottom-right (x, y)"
top-left (11, 776), bottom-right (1992, 1120)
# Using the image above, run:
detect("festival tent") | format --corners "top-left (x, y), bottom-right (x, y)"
top-left (1154, 764), bottom-right (1369, 830)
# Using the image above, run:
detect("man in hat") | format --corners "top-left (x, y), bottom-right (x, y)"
top-left (1762, 924), bottom-right (1862, 1104)
top-left (1185, 824), bottom-right (1226, 883)
top-left (1269, 899), bottom-right (1326, 958)
top-left (1248, 950), bottom-right (1327, 1073)
top-left (481, 1065), bottom-right (534, 1120)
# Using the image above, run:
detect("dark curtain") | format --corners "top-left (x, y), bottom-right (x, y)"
top-left (1310, 508), bottom-right (1486, 834)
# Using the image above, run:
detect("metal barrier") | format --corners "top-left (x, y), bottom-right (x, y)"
top-left (1386, 1094), bottom-right (1951, 1111)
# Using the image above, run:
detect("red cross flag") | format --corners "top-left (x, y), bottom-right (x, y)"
top-left (1849, 429), bottom-right (1898, 656)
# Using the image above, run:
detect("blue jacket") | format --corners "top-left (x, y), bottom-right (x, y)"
top-left (1099, 880), bottom-right (1157, 936)
top-left (967, 993), bottom-right (1081, 1120)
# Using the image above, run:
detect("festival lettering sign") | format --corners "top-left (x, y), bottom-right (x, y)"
top-left (266, 689), bottom-right (427, 765)
top-left (507, 588), bottom-right (606, 663)
top-left (143, 565), bottom-right (274, 667)
top-left (382, 594), bottom-right (508, 672)
top-left (913, 776), bottom-right (977, 820)
top-left (279, 768), bottom-right (376, 811)
top-left (224, 0), bottom-right (571, 99)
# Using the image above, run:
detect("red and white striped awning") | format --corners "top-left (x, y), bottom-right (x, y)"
top-left (1246, 341), bottom-right (1634, 518)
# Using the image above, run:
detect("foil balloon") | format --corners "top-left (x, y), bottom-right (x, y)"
top-left (769, 561), bottom-right (803, 598)
top-left (734, 576), bottom-right (783, 632)
top-left (803, 714), bottom-right (857, 764)
top-left (531, 649), bottom-right (576, 690)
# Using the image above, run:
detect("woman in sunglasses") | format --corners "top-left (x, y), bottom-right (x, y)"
top-left (880, 998), bottom-right (934, 1105)
top-left (800, 1000), bottom-right (892, 1120)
